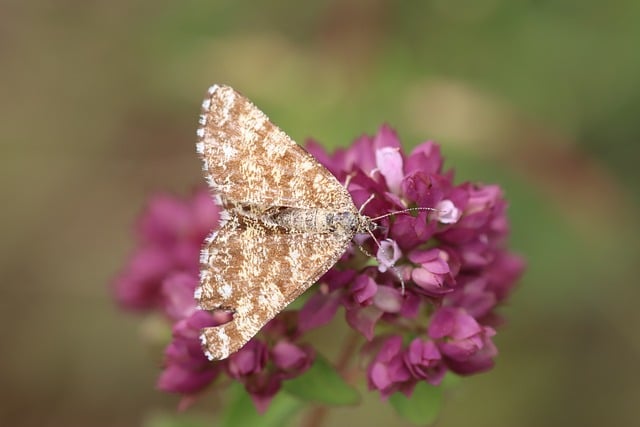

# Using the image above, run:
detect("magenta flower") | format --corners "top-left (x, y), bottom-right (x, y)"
top-left (409, 248), bottom-right (454, 296)
top-left (305, 125), bottom-right (523, 394)
top-left (404, 338), bottom-right (446, 386)
top-left (345, 274), bottom-right (378, 308)
top-left (367, 336), bottom-right (446, 399)
top-left (113, 124), bottom-right (524, 414)
top-left (367, 336), bottom-right (411, 398)
top-left (113, 189), bottom-right (314, 412)
top-left (157, 310), bottom-right (226, 395)
top-left (226, 337), bottom-right (314, 412)
top-left (114, 189), bottom-right (219, 312)
top-left (272, 341), bottom-right (314, 375)
top-left (226, 339), bottom-right (268, 379)
top-left (428, 307), bottom-right (497, 375)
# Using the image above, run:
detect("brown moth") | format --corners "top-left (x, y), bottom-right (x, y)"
top-left (194, 84), bottom-right (377, 360)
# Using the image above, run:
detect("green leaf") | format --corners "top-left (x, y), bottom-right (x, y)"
top-left (441, 371), bottom-right (462, 388)
top-left (389, 382), bottom-right (443, 426)
top-left (283, 355), bottom-right (360, 406)
top-left (219, 383), bottom-right (303, 427)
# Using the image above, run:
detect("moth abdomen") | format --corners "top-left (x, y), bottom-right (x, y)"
top-left (270, 208), bottom-right (361, 235)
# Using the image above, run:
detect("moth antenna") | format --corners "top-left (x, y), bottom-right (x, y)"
top-left (371, 206), bottom-right (438, 222)
top-left (356, 192), bottom-right (440, 222)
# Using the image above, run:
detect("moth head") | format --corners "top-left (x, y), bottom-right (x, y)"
top-left (357, 215), bottom-right (378, 234)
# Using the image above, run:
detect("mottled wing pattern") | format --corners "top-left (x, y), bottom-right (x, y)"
top-left (197, 216), bottom-right (352, 360)
top-left (195, 84), bottom-right (360, 360)
top-left (196, 84), bottom-right (354, 211)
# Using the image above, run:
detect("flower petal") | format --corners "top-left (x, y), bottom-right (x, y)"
top-left (376, 147), bottom-right (404, 194)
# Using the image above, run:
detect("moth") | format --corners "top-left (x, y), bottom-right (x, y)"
top-left (195, 85), bottom-right (405, 360)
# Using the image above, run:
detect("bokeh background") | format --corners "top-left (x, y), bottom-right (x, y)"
top-left (2, 1), bottom-right (639, 426)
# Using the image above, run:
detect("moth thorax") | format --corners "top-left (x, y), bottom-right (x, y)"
top-left (272, 208), bottom-right (360, 234)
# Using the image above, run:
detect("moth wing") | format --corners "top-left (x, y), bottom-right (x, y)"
top-left (196, 218), bottom-right (352, 360)
top-left (196, 84), bottom-right (354, 211)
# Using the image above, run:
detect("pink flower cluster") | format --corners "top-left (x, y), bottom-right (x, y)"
top-left (113, 190), bottom-right (313, 412)
top-left (113, 125), bottom-right (524, 411)
top-left (303, 125), bottom-right (524, 397)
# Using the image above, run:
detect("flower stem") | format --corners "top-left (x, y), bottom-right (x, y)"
top-left (301, 330), bottom-right (361, 427)
top-left (336, 329), bottom-right (361, 377)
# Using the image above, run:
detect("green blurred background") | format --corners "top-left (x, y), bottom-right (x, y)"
top-left (2, 1), bottom-right (639, 426)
